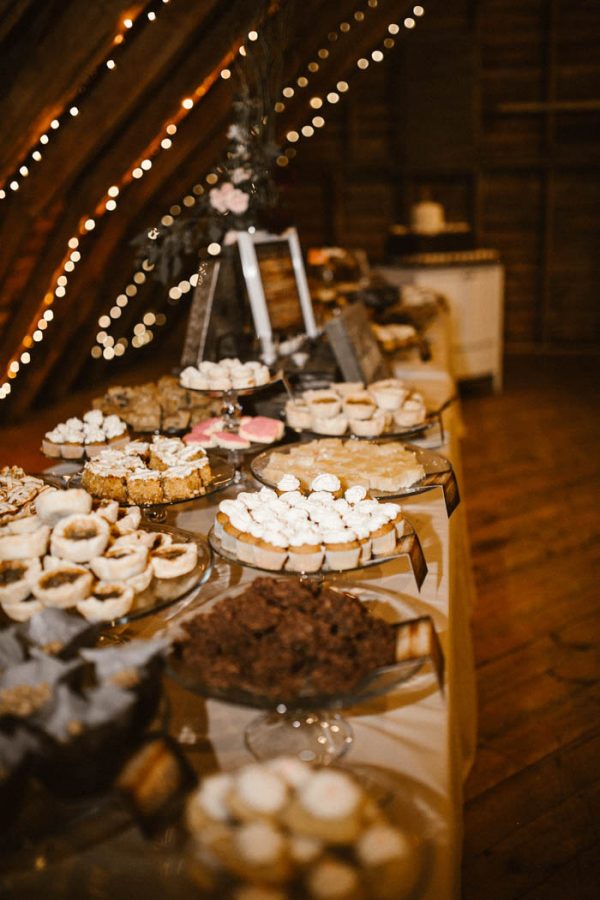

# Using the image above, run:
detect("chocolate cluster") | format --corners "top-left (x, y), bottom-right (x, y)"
top-left (177, 577), bottom-right (396, 700)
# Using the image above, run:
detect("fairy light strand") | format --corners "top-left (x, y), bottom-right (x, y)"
top-left (0, 5), bottom-right (427, 398)
top-left (0, 33), bottom-right (244, 397)
top-left (0, 2), bottom-right (171, 202)
top-left (90, 4), bottom-right (427, 365)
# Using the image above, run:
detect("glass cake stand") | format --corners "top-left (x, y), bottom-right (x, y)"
top-left (207, 517), bottom-right (428, 591)
top-left (251, 441), bottom-right (460, 516)
top-left (58, 457), bottom-right (235, 524)
top-left (166, 580), bottom-right (443, 764)
top-left (185, 372), bottom-right (284, 483)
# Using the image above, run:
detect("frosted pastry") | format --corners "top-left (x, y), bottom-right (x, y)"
top-left (307, 858), bottom-right (361, 898)
top-left (228, 764), bottom-right (289, 820)
top-left (285, 770), bottom-right (363, 843)
top-left (186, 772), bottom-right (234, 830)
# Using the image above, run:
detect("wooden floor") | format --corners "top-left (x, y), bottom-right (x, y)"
top-left (459, 355), bottom-right (600, 900)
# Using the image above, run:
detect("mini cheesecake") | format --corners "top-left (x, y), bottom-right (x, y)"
top-left (31, 565), bottom-right (93, 608)
top-left (77, 581), bottom-right (134, 622)
top-left (50, 514), bottom-right (109, 563)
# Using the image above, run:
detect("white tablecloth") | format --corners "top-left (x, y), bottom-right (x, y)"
top-left (131, 316), bottom-right (478, 899)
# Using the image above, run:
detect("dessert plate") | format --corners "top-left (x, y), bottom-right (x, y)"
top-left (63, 457), bottom-right (235, 521)
top-left (251, 441), bottom-right (460, 516)
top-left (166, 579), bottom-right (443, 765)
top-left (183, 369), bottom-right (283, 399)
top-left (0, 765), bottom-right (437, 900)
top-left (167, 579), bottom-right (441, 711)
top-left (180, 759), bottom-right (437, 900)
top-left (0, 523), bottom-right (213, 630)
top-left (108, 523), bottom-right (213, 627)
top-left (207, 520), bottom-right (428, 590)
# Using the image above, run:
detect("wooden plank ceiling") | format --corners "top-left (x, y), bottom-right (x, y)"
top-left (0, 0), bottom-right (413, 421)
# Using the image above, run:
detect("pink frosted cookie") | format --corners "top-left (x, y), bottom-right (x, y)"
top-left (238, 416), bottom-right (284, 445)
top-left (191, 417), bottom-right (224, 436)
top-left (212, 431), bottom-right (251, 450)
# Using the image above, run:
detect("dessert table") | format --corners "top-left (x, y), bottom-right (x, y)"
top-left (124, 314), bottom-right (478, 900)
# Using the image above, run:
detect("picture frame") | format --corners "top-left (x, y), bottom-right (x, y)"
top-left (236, 227), bottom-right (318, 363)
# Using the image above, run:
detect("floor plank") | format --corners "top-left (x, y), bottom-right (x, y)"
top-left (460, 355), bottom-right (600, 900)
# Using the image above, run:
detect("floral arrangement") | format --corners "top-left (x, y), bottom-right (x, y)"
top-left (134, 87), bottom-right (280, 284)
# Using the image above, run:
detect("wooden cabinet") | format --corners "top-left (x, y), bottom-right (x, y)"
top-left (378, 263), bottom-right (505, 391)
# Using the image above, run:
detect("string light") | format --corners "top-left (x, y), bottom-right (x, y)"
top-left (281, 5), bottom-right (426, 156)
top-left (2, 4), bottom-right (427, 391)
top-left (0, 2), bottom-right (168, 200)
top-left (92, 3), bottom-right (428, 365)
top-left (1, 21), bottom-right (250, 395)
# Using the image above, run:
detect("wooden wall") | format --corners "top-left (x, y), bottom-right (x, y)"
top-left (281, 0), bottom-right (600, 352)
top-left (0, 0), bottom-right (598, 421)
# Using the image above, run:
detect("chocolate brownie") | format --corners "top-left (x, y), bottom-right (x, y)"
top-left (177, 577), bottom-right (396, 699)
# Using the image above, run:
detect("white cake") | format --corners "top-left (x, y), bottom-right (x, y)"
top-left (410, 200), bottom-right (445, 234)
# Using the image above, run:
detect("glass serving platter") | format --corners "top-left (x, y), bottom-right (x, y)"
top-left (46, 457), bottom-right (236, 523)
top-left (109, 523), bottom-right (213, 627)
top-left (0, 524), bottom-right (213, 630)
top-left (0, 763), bottom-right (438, 900)
top-left (180, 761), bottom-right (437, 900)
top-left (250, 440), bottom-right (460, 514)
top-left (207, 518), bottom-right (428, 591)
top-left (166, 579), bottom-right (443, 763)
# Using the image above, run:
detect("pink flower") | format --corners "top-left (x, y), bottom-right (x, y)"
top-left (209, 182), bottom-right (249, 215)
top-left (227, 188), bottom-right (249, 214)
top-left (232, 167), bottom-right (251, 184)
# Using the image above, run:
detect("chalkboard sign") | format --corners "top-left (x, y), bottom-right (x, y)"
top-left (325, 302), bottom-right (388, 384)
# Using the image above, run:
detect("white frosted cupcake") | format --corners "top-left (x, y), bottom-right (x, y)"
top-left (369, 516), bottom-right (397, 556)
top-left (356, 823), bottom-right (418, 899)
top-left (286, 526), bottom-right (324, 573)
top-left (284, 769), bottom-right (364, 843)
top-left (310, 473), bottom-right (342, 497)
top-left (254, 529), bottom-right (288, 570)
top-left (322, 527), bottom-right (361, 570)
